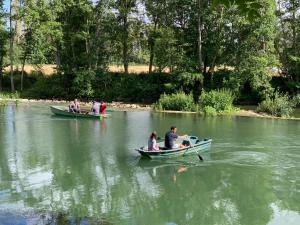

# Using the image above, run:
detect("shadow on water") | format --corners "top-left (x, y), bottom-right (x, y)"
top-left (0, 211), bottom-right (112, 225)
top-left (135, 151), bottom-right (212, 171)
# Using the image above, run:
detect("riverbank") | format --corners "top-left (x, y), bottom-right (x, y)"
top-left (0, 98), bottom-right (152, 111)
top-left (1, 98), bottom-right (300, 120)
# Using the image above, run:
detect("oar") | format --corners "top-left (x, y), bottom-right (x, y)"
top-left (182, 136), bottom-right (204, 161)
top-left (198, 154), bottom-right (203, 161)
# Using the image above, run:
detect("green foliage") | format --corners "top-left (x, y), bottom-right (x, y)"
top-left (164, 72), bottom-right (203, 99)
top-left (199, 89), bottom-right (235, 113)
top-left (257, 92), bottom-right (296, 117)
top-left (154, 92), bottom-right (197, 111)
top-left (236, 55), bottom-right (275, 100)
top-left (0, 91), bottom-right (20, 99)
top-left (203, 106), bottom-right (217, 116)
top-left (24, 74), bottom-right (67, 99)
top-left (293, 94), bottom-right (300, 106)
top-left (72, 70), bottom-right (95, 98)
top-left (93, 72), bottom-right (171, 103)
top-left (153, 27), bottom-right (185, 72)
top-left (1, 0), bottom-right (299, 106)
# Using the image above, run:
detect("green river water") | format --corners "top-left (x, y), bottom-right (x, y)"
top-left (0, 103), bottom-right (299, 225)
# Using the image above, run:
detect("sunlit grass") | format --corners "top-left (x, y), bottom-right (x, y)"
top-left (0, 92), bottom-right (20, 100)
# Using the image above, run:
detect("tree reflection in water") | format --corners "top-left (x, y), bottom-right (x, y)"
top-left (0, 211), bottom-right (112, 225)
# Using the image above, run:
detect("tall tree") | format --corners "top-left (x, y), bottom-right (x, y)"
top-left (275, 0), bottom-right (300, 94)
top-left (144, 0), bottom-right (167, 72)
top-left (0, 0), bottom-right (7, 91)
top-left (197, 0), bottom-right (203, 72)
top-left (114, 0), bottom-right (136, 74)
top-left (9, 0), bottom-right (15, 92)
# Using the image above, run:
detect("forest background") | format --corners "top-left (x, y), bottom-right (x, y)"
top-left (0, 0), bottom-right (299, 114)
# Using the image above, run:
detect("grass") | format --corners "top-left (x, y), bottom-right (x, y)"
top-left (4, 64), bottom-right (165, 75)
top-left (0, 92), bottom-right (20, 100)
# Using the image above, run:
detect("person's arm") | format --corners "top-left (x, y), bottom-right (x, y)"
top-left (178, 134), bottom-right (188, 139)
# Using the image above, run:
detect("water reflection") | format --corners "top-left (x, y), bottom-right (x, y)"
top-left (0, 103), bottom-right (299, 225)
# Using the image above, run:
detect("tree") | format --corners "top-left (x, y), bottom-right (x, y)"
top-left (143, 0), bottom-right (167, 72)
top-left (0, 0), bottom-right (8, 92)
top-left (275, 0), bottom-right (300, 94)
top-left (233, 0), bottom-right (278, 100)
top-left (9, 0), bottom-right (15, 92)
top-left (113, 0), bottom-right (137, 74)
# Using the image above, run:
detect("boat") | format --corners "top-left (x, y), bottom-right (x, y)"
top-left (135, 136), bottom-right (212, 159)
top-left (50, 106), bottom-right (111, 119)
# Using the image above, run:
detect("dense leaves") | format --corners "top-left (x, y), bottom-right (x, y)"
top-left (199, 89), bottom-right (235, 112)
top-left (0, 0), bottom-right (299, 116)
top-left (257, 92), bottom-right (297, 117)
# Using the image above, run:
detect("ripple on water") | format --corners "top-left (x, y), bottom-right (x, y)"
top-left (212, 150), bottom-right (272, 167)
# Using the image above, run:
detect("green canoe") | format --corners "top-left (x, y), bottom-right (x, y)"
top-left (50, 106), bottom-right (111, 119)
top-left (135, 136), bottom-right (212, 159)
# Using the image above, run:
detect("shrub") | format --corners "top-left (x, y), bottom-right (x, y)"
top-left (203, 106), bottom-right (217, 116)
top-left (72, 70), bottom-right (95, 98)
top-left (0, 91), bottom-right (20, 99)
top-left (24, 74), bottom-right (67, 99)
top-left (257, 92), bottom-right (296, 117)
top-left (199, 89), bottom-right (235, 113)
top-left (293, 94), bottom-right (300, 106)
top-left (154, 92), bottom-right (196, 111)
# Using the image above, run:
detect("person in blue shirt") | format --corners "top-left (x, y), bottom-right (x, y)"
top-left (164, 126), bottom-right (189, 149)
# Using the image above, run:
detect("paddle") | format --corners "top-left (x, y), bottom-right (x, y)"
top-left (182, 136), bottom-right (204, 161)
top-left (198, 154), bottom-right (203, 161)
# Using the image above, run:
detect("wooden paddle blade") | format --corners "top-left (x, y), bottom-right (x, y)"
top-left (198, 154), bottom-right (203, 161)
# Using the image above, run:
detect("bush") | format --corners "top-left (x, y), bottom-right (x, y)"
top-left (24, 74), bottom-right (68, 99)
top-left (257, 92), bottom-right (296, 117)
top-left (154, 92), bottom-right (197, 111)
top-left (72, 70), bottom-right (95, 98)
top-left (93, 72), bottom-right (171, 103)
top-left (203, 106), bottom-right (217, 116)
top-left (0, 91), bottom-right (20, 99)
top-left (199, 89), bottom-right (235, 113)
top-left (293, 94), bottom-right (300, 106)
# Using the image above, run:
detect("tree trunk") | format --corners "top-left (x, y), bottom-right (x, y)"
top-left (9, 0), bottom-right (15, 92)
top-left (122, 15), bottom-right (129, 74)
top-left (13, 0), bottom-right (21, 44)
top-left (55, 50), bottom-right (61, 70)
top-left (94, 25), bottom-right (100, 69)
top-left (0, 68), bottom-right (2, 92)
top-left (148, 42), bottom-right (154, 73)
top-left (0, 54), bottom-right (3, 92)
top-left (197, 0), bottom-right (203, 73)
top-left (21, 51), bottom-right (27, 92)
top-left (203, 54), bottom-right (208, 75)
top-left (148, 20), bottom-right (158, 73)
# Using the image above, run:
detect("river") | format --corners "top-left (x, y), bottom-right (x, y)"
top-left (0, 103), bottom-right (299, 225)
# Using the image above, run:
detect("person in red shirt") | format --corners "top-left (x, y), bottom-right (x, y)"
top-left (99, 101), bottom-right (107, 114)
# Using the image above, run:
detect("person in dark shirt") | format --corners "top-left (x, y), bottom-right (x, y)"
top-left (164, 126), bottom-right (189, 149)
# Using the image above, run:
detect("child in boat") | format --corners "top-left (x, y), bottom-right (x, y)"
top-left (148, 132), bottom-right (160, 151)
